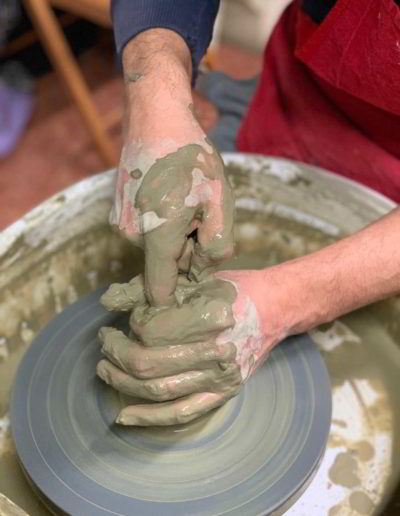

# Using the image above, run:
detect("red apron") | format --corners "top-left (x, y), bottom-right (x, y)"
top-left (237, 0), bottom-right (400, 202)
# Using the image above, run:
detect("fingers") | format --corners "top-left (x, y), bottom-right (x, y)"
top-left (98, 327), bottom-right (237, 379)
top-left (101, 275), bottom-right (237, 350)
top-left (116, 392), bottom-right (228, 427)
top-left (130, 290), bottom-right (235, 347)
top-left (190, 175), bottom-right (235, 281)
top-left (143, 220), bottom-right (189, 307)
top-left (97, 357), bottom-right (241, 404)
top-left (97, 359), bottom-right (204, 401)
top-left (100, 275), bottom-right (146, 311)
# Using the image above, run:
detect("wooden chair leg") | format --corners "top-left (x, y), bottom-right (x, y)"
top-left (23, 0), bottom-right (119, 168)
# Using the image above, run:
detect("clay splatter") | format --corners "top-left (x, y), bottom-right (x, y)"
top-left (328, 452), bottom-right (360, 488)
top-left (349, 491), bottom-right (374, 514)
top-left (126, 72), bottom-right (143, 82)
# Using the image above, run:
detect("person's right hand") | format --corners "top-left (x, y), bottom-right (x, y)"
top-left (97, 274), bottom-right (242, 426)
top-left (110, 29), bottom-right (235, 307)
top-left (97, 324), bottom-right (241, 426)
top-left (96, 270), bottom-right (286, 426)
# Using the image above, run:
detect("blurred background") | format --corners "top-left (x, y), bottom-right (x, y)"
top-left (0, 0), bottom-right (291, 230)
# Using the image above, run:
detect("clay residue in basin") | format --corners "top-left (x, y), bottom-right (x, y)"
top-left (351, 441), bottom-right (375, 463)
top-left (328, 452), bottom-right (361, 488)
top-left (349, 491), bottom-right (375, 514)
top-left (0, 493), bottom-right (29, 516)
top-left (0, 235), bottom-right (47, 271)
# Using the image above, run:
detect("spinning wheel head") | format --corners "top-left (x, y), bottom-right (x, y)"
top-left (12, 288), bottom-right (331, 516)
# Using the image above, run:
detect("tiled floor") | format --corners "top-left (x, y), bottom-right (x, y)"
top-left (0, 37), bottom-right (261, 230)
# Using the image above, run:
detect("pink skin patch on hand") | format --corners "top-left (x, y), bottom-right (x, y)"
top-left (116, 168), bottom-right (141, 237)
top-left (215, 272), bottom-right (265, 381)
top-left (183, 169), bottom-right (224, 245)
top-left (184, 169), bottom-right (212, 208)
top-left (120, 199), bottom-right (138, 236)
top-left (116, 168), bottom-right (128, 195)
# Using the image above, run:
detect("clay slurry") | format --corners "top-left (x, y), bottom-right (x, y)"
top-left (98, 274), bottom-right (244, 426)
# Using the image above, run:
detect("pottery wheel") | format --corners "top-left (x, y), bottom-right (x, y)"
top-left (11, 287), bottom-right (332, 516)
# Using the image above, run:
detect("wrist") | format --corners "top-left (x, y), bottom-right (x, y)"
top-left (122, 29), bottom-right (193, 117)
top-left (123, 28), bottom-right (192, 79)
top-left (260, 258), bottom-right (332, 337)
top-left (121, 101), bottom-right (206, 164)
top-left (121, 30), bottom-right (204, 153)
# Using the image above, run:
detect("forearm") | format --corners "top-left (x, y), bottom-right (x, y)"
top-left (121, 29), bottom-right (205, 155)
top-left (263, 207), bottom-right (400, 335)
top-left (112, 0), bottom-right (220, 80)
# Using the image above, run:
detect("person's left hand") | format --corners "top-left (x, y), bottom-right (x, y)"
top-left (97, 271), bottom-right (286, 426)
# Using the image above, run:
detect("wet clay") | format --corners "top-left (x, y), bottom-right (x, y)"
top-left (101, 274), bottom-right (236, 346)
top-left (101, 264), bottom-right (269, 386)
top-left (135, 142), bottom-right (235, 272)
top-left (126, 72), bottom-right (143, 82)
top-left (0, 493), bottom-right (28, 515)
top-left (350, 492), bottom-right (375, 514)
top-left (352, 441), bottom-right (375, 462)
top-left (98, 274), bottom-right (246, 424)
top-left (328, 452), bottom-right (361, 488)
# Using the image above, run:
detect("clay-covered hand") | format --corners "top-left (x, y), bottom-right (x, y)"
top-left (110, 139), bottom-right (235, 307)
top-left (97, 326), bottom-right (241, 426)
top-left (97, 271), bottom-right (284, 426)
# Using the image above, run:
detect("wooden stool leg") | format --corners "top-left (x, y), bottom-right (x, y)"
top-left (23, 0), bottom-right (119, 168)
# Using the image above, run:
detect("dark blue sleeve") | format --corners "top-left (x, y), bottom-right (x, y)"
top-left (111, 0), bottom-right (220, 79)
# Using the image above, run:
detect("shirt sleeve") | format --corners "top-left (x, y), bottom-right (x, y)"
top-left (111, 0), bottom-right (220, 79)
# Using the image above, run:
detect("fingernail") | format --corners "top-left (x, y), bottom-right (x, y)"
top-left (115, 414), bottom-right (124, 424)
top-left (96, 363), bottom-right (109, 384)
top-left (115, 413), bottom-right (133, 425)
top-left (101, 339), bottom-right (111, 355)
top-left (98, 327), bottom-right (114, 341)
